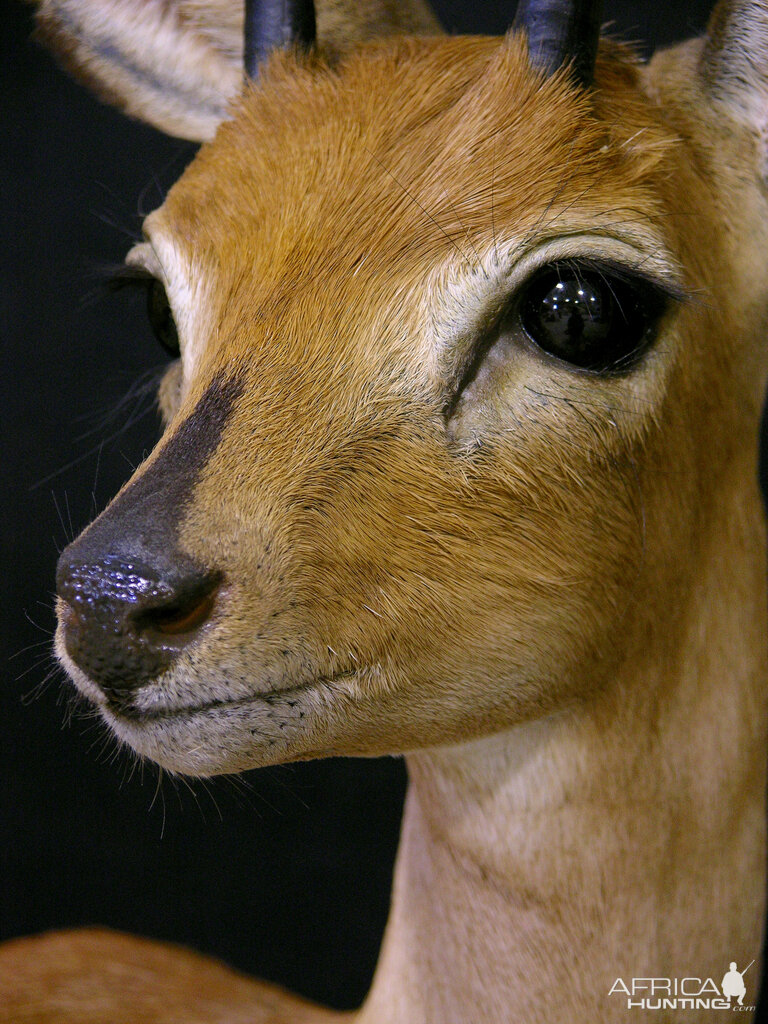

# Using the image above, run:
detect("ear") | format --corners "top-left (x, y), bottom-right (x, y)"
top-left (699, 0), bottom-right (768, 175)
top-left (35, 0), bottom-right (243, 142)
top-left (35, 0), bottom-right (441, 143)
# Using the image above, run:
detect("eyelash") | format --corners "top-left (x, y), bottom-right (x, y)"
top-left (106, 266), bottom-right (181, 359)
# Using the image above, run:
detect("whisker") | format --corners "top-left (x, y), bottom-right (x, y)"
top-left (9, 636), bottom-right (53, 661)
top-left (364, 146), bottom-right (475, 271)
top-left (51, 490), bottom-right (71, 545)
top-left (436, 176), bottom-right (488, 279)
top-left (21, 663), bottom-right (64, 706)
top-left (31, 400), bottom-right (159, 491)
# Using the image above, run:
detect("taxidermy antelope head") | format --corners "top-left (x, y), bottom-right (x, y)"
top-left (5, 0), bottom-right (768, 1020)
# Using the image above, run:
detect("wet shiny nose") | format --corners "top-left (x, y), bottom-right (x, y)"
top-left (56, 549), bottom-right (219, 705)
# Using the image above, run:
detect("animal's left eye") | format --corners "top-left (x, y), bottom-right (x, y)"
top-left (516, 262), bottom-right (666, 373)
top-left (107, 266), bottom-right (181, 359)
top-left (146, 279), bottom-right (180, 358)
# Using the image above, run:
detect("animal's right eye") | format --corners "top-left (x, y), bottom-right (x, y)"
top-left (146, 279), bottom-right (180, 358)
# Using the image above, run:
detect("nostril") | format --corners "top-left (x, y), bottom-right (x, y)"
top-left (59, 600), bottom-right (80, 633)
top-left (55, 551), bottom-right (222, 704)
top-left (136, 577), bottom-right (220, 637)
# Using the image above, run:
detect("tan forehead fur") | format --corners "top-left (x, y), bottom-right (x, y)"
top-left (152, 31), bottom-right (760, 449)
top-left (159, 35), bottom-right (677, 333)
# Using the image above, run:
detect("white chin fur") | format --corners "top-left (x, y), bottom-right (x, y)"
top-left (101, 686), bottom-right (328, 776)
top-left (55, 622), bottom-right (353, 775)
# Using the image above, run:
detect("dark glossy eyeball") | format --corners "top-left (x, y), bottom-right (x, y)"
top-left (147, 279), bottom-right (180, 358)
top-left (519, 263), bottom-right (663, 372)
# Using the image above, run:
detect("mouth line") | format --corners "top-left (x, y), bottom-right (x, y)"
top-left (106, 668), bottom-right (360, 724)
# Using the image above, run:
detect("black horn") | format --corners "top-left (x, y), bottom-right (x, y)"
top-left (513, 0), bottom-right (602, 87)
top-left (243, 0), bottom-right (317, 78)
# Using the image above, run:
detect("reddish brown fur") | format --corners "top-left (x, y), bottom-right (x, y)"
top-left (3, 8), bottom-right (768, 1022)
top-left (0, 929), bottom-right (348, 1023)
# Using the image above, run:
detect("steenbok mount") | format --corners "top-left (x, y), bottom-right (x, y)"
top-left (1, 0), bottom-right (767, 1021)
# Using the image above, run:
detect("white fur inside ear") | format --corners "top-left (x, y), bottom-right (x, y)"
top-left (36, 0), bottom-right (243, 141)
top-left (36, 0), bottom-right (443, 141)
top-left (702, 1), bottom-right (768, 129)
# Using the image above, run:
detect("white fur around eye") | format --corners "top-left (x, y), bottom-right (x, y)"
top-left (157, 359), bottom-right (183, 426)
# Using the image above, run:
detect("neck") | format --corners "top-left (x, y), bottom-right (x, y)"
top-left (360, 469), bottom-right (768, 1024)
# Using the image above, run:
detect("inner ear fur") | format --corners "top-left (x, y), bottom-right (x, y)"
top-left (700, 0), bottom-right (768, 145)
top-left (35, 0), bottom-right (441, 142)
top-left (35, 0), bottom-right (243, 141)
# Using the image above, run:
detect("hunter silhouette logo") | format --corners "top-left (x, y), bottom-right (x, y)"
top-left (721, 961), bottom-right (754, 1006)
top-left (608, 960), bottom-right (757, 1011)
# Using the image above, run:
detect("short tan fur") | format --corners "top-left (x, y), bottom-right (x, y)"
top-left (2, 1), bottom-right (768, 1021)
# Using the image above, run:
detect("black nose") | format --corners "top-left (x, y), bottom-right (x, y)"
top-left (56, 546), bottom-right (220, 707)
top-left (54, 374), bottom-right (245, 706)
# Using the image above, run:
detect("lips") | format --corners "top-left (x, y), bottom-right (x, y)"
top-left (105, 667), bottom-right (360, 723)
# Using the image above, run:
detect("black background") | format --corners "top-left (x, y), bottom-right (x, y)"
top-left (3, 0), bottom-right (766, 1015)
